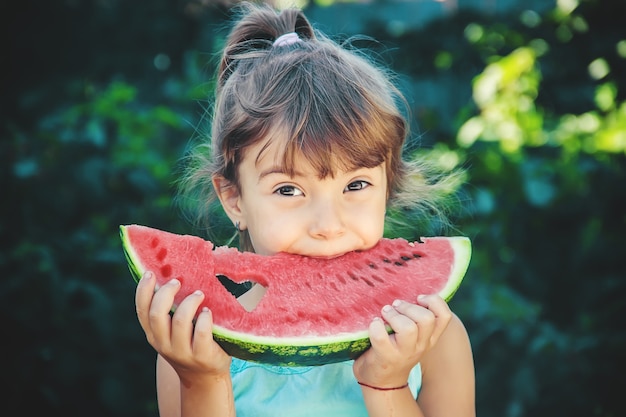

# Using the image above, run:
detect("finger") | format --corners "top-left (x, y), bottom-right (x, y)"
top-left (415, 294), bottom-right (453, 345)
top-left (147, 278), bottom-right (182, 349)
top-left (380, 304), bottom-right (419, 347)
top-left (391, 299), bottom-right (436, 342)
top-left (368, 316), bottom-right (392, 348)
top-left (135, 271), bottom-right (157, 331)
top-left (192, 307), bottom-right (216, 358)
top-left (170, 290), bottom-right (205, 353)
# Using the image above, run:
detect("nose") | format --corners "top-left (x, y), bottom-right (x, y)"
top-left (308, 198), bottom-right (345, 239)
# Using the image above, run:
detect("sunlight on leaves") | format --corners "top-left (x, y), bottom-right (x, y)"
top-left (617, 40), bottom-right (626, 58)
top-left (588, 58), bottom-right (610, 80)
top-left (556, 0), bottom-right (579, 16)
top-left (595, 83), bottom-right (617, 111)
top-left (457, 47), bottom-right (544, 152)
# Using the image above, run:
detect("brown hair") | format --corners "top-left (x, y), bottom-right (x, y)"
top-left (178, 2), bottom-right (462, 251)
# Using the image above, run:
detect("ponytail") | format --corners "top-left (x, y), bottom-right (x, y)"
top-left (218, 2), bottom-right (315, 89)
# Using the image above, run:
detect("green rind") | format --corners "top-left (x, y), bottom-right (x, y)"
top-left (438, 236), bottom-right (472, 302)
top-left (120, 226), bottom-right (144, 284)
top-left (213, 331), bottom-right (372, 367)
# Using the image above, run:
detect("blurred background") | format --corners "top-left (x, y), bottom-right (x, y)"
top-left (3, 0), bottom-right (625, 416)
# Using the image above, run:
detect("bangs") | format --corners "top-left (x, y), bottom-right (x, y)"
top-left (280, 118), bottom-right (392, 178)
top-left (263, 73), bottom-right (405, 179)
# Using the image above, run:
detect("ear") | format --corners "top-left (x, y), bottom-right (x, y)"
top-left (212, 175), bottom-right (246, 229)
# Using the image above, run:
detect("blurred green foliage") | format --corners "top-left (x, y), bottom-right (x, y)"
top-left (3, 0), bottom-right (624, 416)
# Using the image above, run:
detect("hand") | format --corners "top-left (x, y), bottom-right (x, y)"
top-left (353, 294), bottom-right (452, 388)
top-left (135, 271), bottom-right (232, 382)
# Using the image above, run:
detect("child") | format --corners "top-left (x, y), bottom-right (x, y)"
top-left (135, 2), bottom-right (475, 416)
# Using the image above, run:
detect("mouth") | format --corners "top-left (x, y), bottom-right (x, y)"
top-left (283, 240), bottom-right (378, 260)
top-left (298, 242), bottom-right (378, 260)
top-left (308, 253), bottom-right (346, 260)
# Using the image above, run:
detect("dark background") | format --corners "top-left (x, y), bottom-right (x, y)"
top-left (3, 0), bottom-right (625, 416)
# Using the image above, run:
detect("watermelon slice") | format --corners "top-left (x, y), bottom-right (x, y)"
top-left (120, 224), bottom-right (471, 366)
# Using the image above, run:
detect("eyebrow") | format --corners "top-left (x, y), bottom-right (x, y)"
top-left (258, 166), bottom-right (305, 181)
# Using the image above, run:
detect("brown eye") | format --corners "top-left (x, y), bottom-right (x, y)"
top-left (275, 185), bottom-right (303, 196)
top-left (345, 181), bottom-right (370, 192)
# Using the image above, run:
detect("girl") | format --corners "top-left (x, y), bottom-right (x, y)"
top-left (135, 2), bottom-right (475, 416)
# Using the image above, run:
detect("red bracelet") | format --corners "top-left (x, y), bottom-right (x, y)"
top-left (357, 381), bottom-right (409, 391)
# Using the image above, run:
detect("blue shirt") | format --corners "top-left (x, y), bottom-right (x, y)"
top-left (231, 358), bottom-right (422, 416)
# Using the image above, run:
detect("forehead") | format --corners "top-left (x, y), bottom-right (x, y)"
top-left (244, 136), bottom-right (319, 177)
top-left (250, 137), bottom-right (286, 166)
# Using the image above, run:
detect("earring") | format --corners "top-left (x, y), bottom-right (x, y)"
top-left (235, 221), bottom-right (243, 232)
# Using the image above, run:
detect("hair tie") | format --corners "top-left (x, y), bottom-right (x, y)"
top-left (273, 32), bottom-right (301, 47)
top-left (357, 381), bottom-right (409, 391)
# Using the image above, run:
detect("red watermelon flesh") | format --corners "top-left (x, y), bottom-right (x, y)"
top-left (120, 224), bottom-right (471, 366)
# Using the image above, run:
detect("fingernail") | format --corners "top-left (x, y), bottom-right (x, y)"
top-left (417, 294), bottom-right (426, 300)
top-left (201, 307), bottom-right (209, 313)
top-left (169, 279), bottom-right (180, 286)
top-left (194, 290), bottom-right (203, 296)
top-left (143, 271), bottom-right (153, 280)
top-left (382, 305), bottom-right (392, 313)
top-left (392, 299), bottom-right (401, 307)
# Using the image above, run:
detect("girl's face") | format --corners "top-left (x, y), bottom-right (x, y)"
top-left (217, 138), bottom-right (387, 257)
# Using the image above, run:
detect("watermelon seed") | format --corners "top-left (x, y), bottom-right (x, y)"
top-left (347, 272), bottom-right (359, 281)
top-left (394, 261), bottom-right (405, 266)
top-left (382, 258), bottom-right (391, 263)
top-left (412, 253), bottom-right (422, 258)
top-left (338, 275), bottom-right (347, 285)
top-left (156, 247), bottom-right (167, 262)
top-left (150, 237), bottom-right (159, 248)
top-left (400, 256), bottom-right (411, 261)
top-left (371, 274), bottom-right (384, 283)
top-left (361, 277), bottom-right (374, 287)
top-left (368, 263), bottom-right (377, 269)
top-left (161, 264), bottom-right (172, 278)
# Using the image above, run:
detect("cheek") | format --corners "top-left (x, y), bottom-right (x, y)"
top-left (366, 197), bottom-right (387, 239)
top-left (370, 210), bottom-right (387, 239)
top-left (346, 201), bottom-right (386, 239)
top-left (248, 213), bottom-right (296, 255)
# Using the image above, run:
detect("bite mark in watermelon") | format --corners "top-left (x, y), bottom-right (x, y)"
top-left (120, 224), bottom-right (471, 366)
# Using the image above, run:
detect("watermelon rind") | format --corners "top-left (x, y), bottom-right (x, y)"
top-left (120, 225), bottom-right (471, 366)
top-left (213, 331), bottom-right (372, 367)
top-left (120, 226), bottom-right (147, 284)
top-left (436, 236), bottom-right (472, 302)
